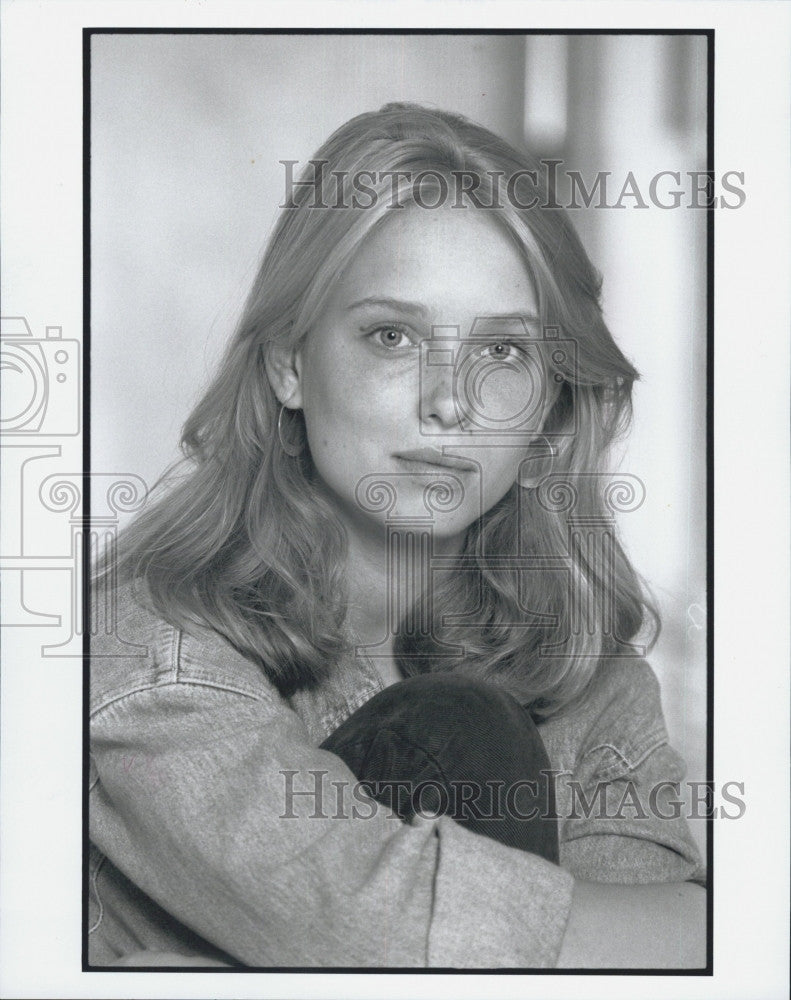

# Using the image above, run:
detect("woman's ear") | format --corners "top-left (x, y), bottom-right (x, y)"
top-left (517, 435), bottom-right (555, 488)
top-left (518, 381), bottom-right (573, 488)
top-left (264, 342), bottom-right (304, 409)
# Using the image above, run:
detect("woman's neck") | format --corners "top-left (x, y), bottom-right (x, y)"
top-left (342, 520), bottom-right (466, 681)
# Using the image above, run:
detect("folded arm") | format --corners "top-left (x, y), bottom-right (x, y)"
top-left (90, 666), bottom-right (705, 968)
top-left (90, 681), bottom-right (573, 967)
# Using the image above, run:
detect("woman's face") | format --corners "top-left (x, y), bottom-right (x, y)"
top-left (292, 203), bottom-right (547, 543)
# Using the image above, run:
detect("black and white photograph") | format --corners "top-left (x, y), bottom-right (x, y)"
top-left (87, 29), bottom-right (712, 971)
top-left (1, 2), bottom-right (789, 998)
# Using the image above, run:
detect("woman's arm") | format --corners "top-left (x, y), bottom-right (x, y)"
top-left (102, 879), bottom-right (707, 970)
top-left (90, 679), bottom-right (574, 968)
top-left (557, 880), bottom-right (706, 968)
top-left (544, 659), bottom-right (707, 968)
top-left (91, 676), bottom-right (706, 969)
top-left (91, 615), bottom-right (704, 968)
top-left (110, 951), bottom-right (231, 967)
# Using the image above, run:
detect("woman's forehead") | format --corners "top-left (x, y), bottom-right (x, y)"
top-left (328, 205), bottom-right (539, 320)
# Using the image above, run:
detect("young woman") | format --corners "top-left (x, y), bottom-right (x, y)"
top-left (89, 103), bottom-right (705, 969)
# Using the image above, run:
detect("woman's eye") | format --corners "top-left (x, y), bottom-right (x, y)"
top-left (370, 325), bottom-right (411, 349)
top-left (479, 341), bottom-right (517, 360)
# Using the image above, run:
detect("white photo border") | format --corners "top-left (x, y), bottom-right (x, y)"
top-left (1, 2), bottom-right (788, 999)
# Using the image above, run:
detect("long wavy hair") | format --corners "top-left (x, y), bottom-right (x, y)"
top-left (105, 103), bottom-right (659, 718)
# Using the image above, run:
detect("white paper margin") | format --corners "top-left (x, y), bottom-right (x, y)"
top-left (1, 2), bottom-right (788, 998)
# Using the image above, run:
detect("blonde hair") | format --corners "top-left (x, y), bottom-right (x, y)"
top-left (107, 103), bottom-right (658, 717)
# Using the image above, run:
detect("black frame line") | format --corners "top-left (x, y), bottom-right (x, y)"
top-left (82, 26), bottom-right (715, 977)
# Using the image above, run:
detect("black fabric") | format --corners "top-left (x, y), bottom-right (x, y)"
top-left (321, 672), bottom-right (559, 862)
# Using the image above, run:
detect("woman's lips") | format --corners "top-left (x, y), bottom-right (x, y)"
top-left (394, 448), bottom-right (478, 472)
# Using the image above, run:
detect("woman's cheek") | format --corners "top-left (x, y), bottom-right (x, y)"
top-left (479, 454), bottom-right (524, 510)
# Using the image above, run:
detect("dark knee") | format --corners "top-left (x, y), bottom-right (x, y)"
top-left (391, 671), bottom-right (532, 725)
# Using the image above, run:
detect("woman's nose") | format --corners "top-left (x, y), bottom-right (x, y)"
top-left (420, 359), bottom-right (463, 430)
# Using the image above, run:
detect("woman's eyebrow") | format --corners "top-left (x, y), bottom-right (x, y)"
top-left (475, 312), bottom-right (540, 324)
top-left (346, 298), bottom-right (540, 326)
top-left (346, 297), bottom-right (430, 317)
top-left (469, 313), bottom-right (542, 335)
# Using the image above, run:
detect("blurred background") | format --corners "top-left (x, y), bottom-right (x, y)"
top-left (91, 33), bottom-right (707, 852)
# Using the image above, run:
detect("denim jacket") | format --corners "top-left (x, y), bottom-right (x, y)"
top-left (88, 585), bottom-right (704, 968)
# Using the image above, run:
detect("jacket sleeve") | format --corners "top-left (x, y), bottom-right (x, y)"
top-left (90, 678), bottom-right (573, 968)
top-left (557, 660), bottom-right (705, 886)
